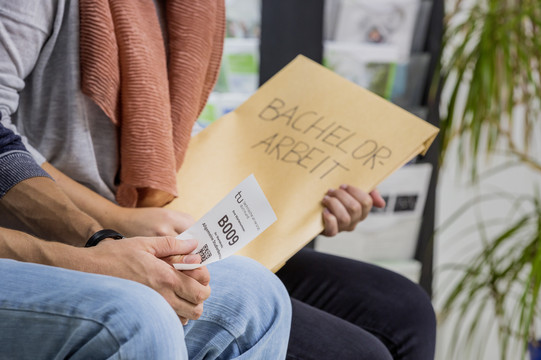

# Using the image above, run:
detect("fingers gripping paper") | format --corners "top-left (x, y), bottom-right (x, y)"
top-left (166, 55), bottom-right (439, 272)
top-left (174, 175), bottom-right (276, 270)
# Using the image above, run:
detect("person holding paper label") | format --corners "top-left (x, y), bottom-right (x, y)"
top-left (0, 0), bottom-right (435, 359)
top-left (0, 121), bottom-right (196, 358)
top-left (0, 121), bottom-right (291, 358)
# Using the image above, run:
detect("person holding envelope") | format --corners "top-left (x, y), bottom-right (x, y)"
top-left (0, 0), bottom-right (436, 359)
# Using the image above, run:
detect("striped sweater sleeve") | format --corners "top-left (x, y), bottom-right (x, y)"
top-left (0, 121), bottom-right (51, 198)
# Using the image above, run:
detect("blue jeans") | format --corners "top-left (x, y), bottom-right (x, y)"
top-left (0, 256), bottom-right (291, 359)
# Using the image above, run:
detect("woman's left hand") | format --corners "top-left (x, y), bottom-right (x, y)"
top-left (321, 185), bottom-right (386, 237)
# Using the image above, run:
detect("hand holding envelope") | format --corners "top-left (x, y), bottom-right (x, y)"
top-left (167, 56), bottom-right (438, 272)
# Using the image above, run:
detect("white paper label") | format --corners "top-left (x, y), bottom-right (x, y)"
top-left (174, 174), bottom-right (277, 270)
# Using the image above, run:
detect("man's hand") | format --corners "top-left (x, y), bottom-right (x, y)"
top-left (86, 236), bottom-right (210, 323)
top-left (321, 184), bottom-right (386, 237)
top-left (0, 227), bottom-right (209, 325)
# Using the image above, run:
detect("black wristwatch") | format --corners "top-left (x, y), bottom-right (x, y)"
top-left (85, 229), bottom-right (125, 247)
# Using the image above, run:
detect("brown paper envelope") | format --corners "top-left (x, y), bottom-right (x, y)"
top-left (166, 55), bottom-right (439, 272)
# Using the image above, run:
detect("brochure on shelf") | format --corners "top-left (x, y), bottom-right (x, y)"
top-left (323, 41), bottom-right (400, 99)
top-left (215, 38), bottom-right (260, 94)
top-left (333, 0), bottom-right (421, 60)
top-left (225, 0), bottom-right (261, 38)
top-left (166, 55), bottom-right (439, 272)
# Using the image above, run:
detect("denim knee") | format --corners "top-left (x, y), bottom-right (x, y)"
top-left (208, 255), bottom-right (291, 335)
top-left (185, 256), bottom-right (292, 359)
top-left (88, 277), bottom-right (187, 359)
top-left (0, 260), bottom-right (187, 360)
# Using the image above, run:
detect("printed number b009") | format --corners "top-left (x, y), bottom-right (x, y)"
top-left (218, 215), bottom-right (239, 246)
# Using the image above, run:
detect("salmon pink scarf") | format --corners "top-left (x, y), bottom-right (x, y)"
top-left (79, 0), bottom-right (225, 207)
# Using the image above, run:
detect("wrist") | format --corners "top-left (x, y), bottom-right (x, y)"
top-left (85, 229), bottom-right (125, 247)
top-left (41, 239), bottom-right (108, 275)
top-left (40, 239), bottom-right (109, 275)
top-left (7, 232), bottom-right (90, 271)
top-left (95, 203), bottom-right (129, 233)
top-left (85, 224), bottom-right (103, 241)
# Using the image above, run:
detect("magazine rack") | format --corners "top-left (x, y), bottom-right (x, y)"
top-left (259, 0), bottom-right (443, 296)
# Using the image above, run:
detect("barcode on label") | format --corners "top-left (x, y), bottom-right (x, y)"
top-left (197, 244), bottom-right (212, 262)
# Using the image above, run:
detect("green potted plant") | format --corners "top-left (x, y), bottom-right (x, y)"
top-left (436, 0), bottom-right (541, 358)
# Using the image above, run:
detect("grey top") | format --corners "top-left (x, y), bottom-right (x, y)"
top-left (0, 0), bottom-right (119, 201)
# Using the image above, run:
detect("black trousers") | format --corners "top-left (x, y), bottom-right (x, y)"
top-left (276, 248), bottom-right (436, 360)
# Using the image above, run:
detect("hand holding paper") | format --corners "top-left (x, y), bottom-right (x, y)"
top-left (322, 186), bottom-right (386, 237)
top-left (174, 175), bottom-right (276, 270)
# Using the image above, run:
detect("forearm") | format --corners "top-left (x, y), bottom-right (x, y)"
top-left (0, 227), bottom-right (89, 269)
top-left (42, 162), bottom-right (195, 237)
top-left (0, 176), bottom-right (101, 246)
top-left (42, 162), bottom-right (123, 231)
